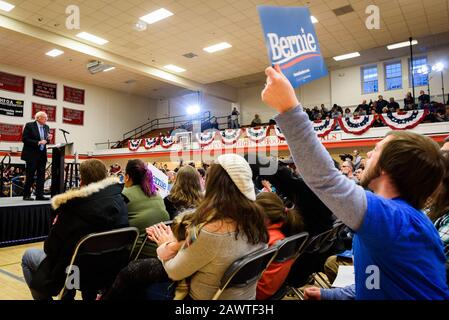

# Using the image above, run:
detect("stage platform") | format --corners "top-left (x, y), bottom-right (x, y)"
top-left (0, 197), bottom-right (52, 247)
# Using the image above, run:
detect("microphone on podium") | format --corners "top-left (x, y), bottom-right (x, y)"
top-left (59, 128), bottom-right (70, 143)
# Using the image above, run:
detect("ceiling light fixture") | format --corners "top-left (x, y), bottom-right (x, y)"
top-left (139, 8), bottom-right (173, 25)
top-left (45, 49), bottom-right (64, 57)
top-left (333, 52), bottom-right (360, 61)
top-left (103, 66), bottom-right (116, 72)
top-left (0, 0), bottom-right (15, 12)
top-left (164, 64), bottom-right (186, 73)
top-left (203, 42), bottom-right (232, 53)
top-left (387, 40), bottom-right (418, 50)
top-left (76, 32), bottom-right (109, 45)
top-left (311, 16), bottom-right (318, 23)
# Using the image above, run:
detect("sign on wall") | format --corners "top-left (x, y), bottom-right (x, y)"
top-left (62, 107), bottom-right (84, 125)
top-left (32, 102), bottom-right (57, 122)
top-left (0, 96), bottom-right (24, 117)
top-left (33, 79), bottom-right (57, 100)
top-left (0, 71), bottom-right (25, 93)
top-left (257, 6), bottom-right (328, 88)
top-left (0, 123), bottom-right (23, 142)
top-left (64, 85), bottom-right (85, 105)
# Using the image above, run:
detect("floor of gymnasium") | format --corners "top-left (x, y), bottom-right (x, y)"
top-left (0, 242), bottom-right (316, 300)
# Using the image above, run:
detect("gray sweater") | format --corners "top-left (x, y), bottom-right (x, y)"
top-left (163, 228), bottom-right (266, 300)
top-left (275, 105), bottom-right (367, 231)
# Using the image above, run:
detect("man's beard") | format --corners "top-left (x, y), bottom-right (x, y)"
top-left (360, 162), bottom-right (381, 189)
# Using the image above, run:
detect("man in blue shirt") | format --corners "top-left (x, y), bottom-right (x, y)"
top-left (261, 65), bottom-right (449, 299)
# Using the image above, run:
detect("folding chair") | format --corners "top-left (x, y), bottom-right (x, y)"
top-left (133, 220), bottom-right (174, 261)
top-left (57, 227), bottom-right (139, 300)
top-left (212, 246), bottom-right (278, 300)
top-left (268, 232), bottom-right (309, 300)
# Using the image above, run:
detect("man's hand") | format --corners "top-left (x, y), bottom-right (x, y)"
top-left (303, 287), bottom-right (322, 300)
top-left (38, 140), bottom-right (47, 145)
top-left (261, 64), bottom-right (299, 113)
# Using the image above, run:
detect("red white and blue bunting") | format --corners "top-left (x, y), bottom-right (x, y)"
top-left (221, 129), bottom-right (242, 145)
top-left (196, 131), bottom-right (216, 146)
top-left (379, 110), bottom-right (429, 130)
top-left (312, 119), bottom-right (336, 137)
top-left (274, 125), bottom-right (285, 140)
top-left (144, 137), bottom-right (158, 149)
top-left (245, 126), bottom-right (269, 143)
top-left (160, 135), bottom-right (175, 148)
top-left (338, 115), bottom-right (376, 135)
top-left (128, 139), bottom-right (142, 151)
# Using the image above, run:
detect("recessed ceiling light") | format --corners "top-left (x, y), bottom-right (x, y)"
top-left (311, 16), bottom-right (318, 23)
top-left (163, 64), bottom-right (186, 73)
top-left (0, 0), bottom-right (15, 12)
top-left (76, 32), bottom-right (109, 45)
top-left (203, 42), bottom-right (232, 53)
top-left (333, 52), bottom-right (360, 61)
top-left (139, 8), bottom-right (173, 25)
top-left (103, 66), bottom-right (116, 72)
top-left (45, 49), bottom-right (64, 57)
top-left (387, 40), bottom-right (418, 50)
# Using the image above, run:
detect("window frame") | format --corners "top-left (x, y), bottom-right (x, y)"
top-left (361, 64), bottom-right (379, 94)
top-left (408, 56), bottom-right (429, 88)
top-left (384, 60), bottom-right (402, 91)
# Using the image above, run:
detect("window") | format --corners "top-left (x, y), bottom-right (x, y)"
top-left (409, 57), bottom-right (429, 87)
top-left (385, 61), bottom-right (402, 90)
top-left (361, 65), bottom-right (378, 94)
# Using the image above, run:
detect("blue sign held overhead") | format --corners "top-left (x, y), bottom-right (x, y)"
top-left (257, 6), bottom-right (328, 88)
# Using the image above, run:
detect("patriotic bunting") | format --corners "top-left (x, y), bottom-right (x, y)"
top-left (245, 126), bottom-right (269, 142)
top-left (144, 137), bottom-right (159, 149)
top-left (338, 115), bottom-right (376, 135)
top-left (221, 129), bottom-right (242, 145)
top-left (379, 110), bottom-right (429, 130)
top-left (128, 139), bottom-right (142, 151)
top-left (196, 130), bottom-right (216, 146)
top-left (160, 135), bottom-right (175, 148)
top-left (274, 125), bottom-right (285, 140)
top-left (312, 119), bottom-right (336, 137)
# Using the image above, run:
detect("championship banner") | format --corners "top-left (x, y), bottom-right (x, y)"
top-left (338, 115), bottom-right (376, 135)
top-left (0, 97), bottom-right (24, 117)
top-left (258, 6), bottom-right (328, 88)
top-left (32, 103), bottom-right (56, 122)
top-left (0, 123), bottom-right (23, 142)
top-left (379, 110), bottom-right (429, 130)
top-left (0, 71), bottom-right (25, 93)
top-left (33, 79), bottom-right (57, 99)
top-left (147, 163), bottom-right (169, 198)
top-left (63, 107), bottom-right (84, 125)
top-left (64, 85), bottom-right (85, 104)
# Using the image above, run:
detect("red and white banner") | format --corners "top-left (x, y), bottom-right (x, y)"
top-left (274, 125), bottom-right (285, 140)
top-left (64, 85), bottom-right (85, 105)
top-left (0, 71), bottom-right (25, 93)
top-left (144, 137), bottom-right (158, 149)
top-left (338, 115), bottom-right (376, 135)
top-left (33, 79), bottom-right (57, 100)
top-left (32, 103), bottom-right (56, 122)
top-left (0, 123), bottom-right (23, 142)
top-left (63, 107), bottom-right (84, 125)
top-left (160, 136), bottom-right (175, 148)
top-left (379, 110), bottom-right (429, 130)
top-left (221, 129), bottom-right (242, 145)
top-left (196, 130), bottom-right (216, 146)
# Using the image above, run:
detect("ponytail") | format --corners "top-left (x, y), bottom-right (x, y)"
top-left (125, 159), bottom-right (157, 198)
top-left (142, 166), bottom-right (157, 197)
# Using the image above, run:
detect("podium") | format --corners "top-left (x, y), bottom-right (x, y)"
top-left (49, 143), bottom-right (74, 197)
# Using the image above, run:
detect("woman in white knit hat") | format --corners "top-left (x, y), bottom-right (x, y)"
top-left (149, 153), bottom-right (269, 300)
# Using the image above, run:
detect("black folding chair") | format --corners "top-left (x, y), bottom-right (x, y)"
top-left (268, 232), bottom-right (309, 300)
top-left (212, 246), bottom-right (278, 300)
top-left (57, 227), bottom-right (139, 300)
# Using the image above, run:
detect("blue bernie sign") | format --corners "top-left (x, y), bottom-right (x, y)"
top-left (257, 6), bottom-right (328, 88)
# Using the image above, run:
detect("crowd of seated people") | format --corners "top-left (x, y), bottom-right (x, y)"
top-left (1, 165), bottom-right (25, 196)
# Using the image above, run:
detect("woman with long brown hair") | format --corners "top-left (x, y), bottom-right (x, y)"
top-left (255, 192), bottom-right (304, 299)
top-left (151, 154), bottom-right (269, 300)
top-left (164, 165), bottom-right (202, 219)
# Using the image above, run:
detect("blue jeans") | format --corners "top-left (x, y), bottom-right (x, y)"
top-left (21, 248), bottom-right (50, 300)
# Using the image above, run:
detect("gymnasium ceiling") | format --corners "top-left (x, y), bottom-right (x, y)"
top-left (0, 0), bottom-right (448, 98)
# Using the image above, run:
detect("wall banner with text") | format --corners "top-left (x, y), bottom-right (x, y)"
top-left (33, 79), bottom-right (57, 100)
top-left (63, 107), bottom-right (84, 125)
top-left (0, 71), bottom-right (25, 93)
top-left (0, 97), bottom-right (24, 117)
top-left (32, 102), bottom-right (57, 122)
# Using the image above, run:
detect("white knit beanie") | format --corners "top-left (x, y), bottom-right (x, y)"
top-left (217, 153), bottom-right (256, 201)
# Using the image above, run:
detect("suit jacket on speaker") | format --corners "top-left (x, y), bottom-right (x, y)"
top-left (21, 121), bottom-right (50, 162)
